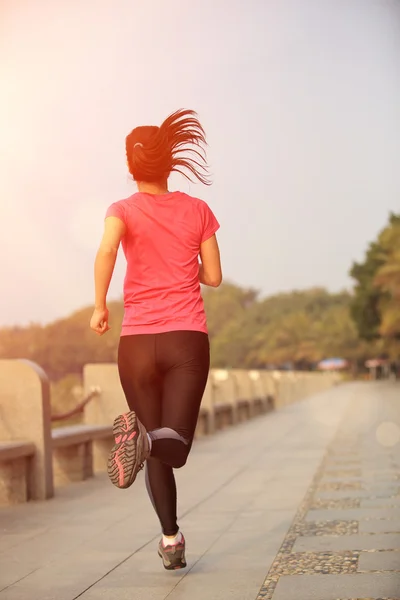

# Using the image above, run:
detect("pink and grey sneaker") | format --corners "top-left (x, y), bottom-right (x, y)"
top-left (107, 411), bottom-right (150, 489)
top-left (158, 534), bottom-right (187, 571)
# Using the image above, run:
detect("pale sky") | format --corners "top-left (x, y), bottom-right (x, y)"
top-left (1, 0), bottom-right (399, 327)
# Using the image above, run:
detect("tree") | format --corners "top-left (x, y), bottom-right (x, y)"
top-left (373, 218), bottom-right (400, 339)
top-left (349, 213), bottom-right (400, 340)
top-left (0, 284), bottom-right (373, 377)
top-left (202, 282), bottom-right (259, 340)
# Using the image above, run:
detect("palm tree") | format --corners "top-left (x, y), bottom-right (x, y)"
top-left (374, 221), bottom-right (400, 338)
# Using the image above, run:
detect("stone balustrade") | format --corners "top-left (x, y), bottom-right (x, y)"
top-left (0, 359), bottom-right (340, 505)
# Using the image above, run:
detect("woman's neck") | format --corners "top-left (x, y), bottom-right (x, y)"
top-left (137, 181), bottom-right (169, 195)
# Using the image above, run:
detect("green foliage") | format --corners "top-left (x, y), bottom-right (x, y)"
top-left (374, 219), bottom-right (400, 339)
top-left (1, 281), bottom-right (389, 380)
top-left (204, 287), bottom-right (363, 368)
top-left (350, 213), bottom-right (400, 343)
top-left (4, 214), bottom-right (400, 382)
top-left (0, 301), bottom-right (123, 380)
top-left (349, 242), bottom-right (387, 341)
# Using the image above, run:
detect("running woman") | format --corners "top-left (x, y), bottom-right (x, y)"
top-left (90, 109), bottom-right (222, 570)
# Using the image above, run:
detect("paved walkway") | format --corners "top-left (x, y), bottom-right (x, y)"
top-left (0, 382), bottom-right (399, 600)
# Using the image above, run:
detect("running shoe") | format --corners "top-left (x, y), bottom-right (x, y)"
top-left (158, 535), bottom-right (187, 570)
top-left (107, 410), bottom-right (150, 489)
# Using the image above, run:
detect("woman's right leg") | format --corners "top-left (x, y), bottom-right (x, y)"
top-left (117, 335), bottom-right (178, 536)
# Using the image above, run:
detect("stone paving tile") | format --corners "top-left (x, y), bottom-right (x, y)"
top-left (326, 459), bottom-right (400, 468)
top-left (0, 552), bottom-right (133, 600)
top-left (324, 459), bottom-right (360, 466)
top-left (361, 498), bottom-right (400, 508)
top-left (317, 480), bottom-right (364, 492)
top-left (326, 450), bottom-right (361, 457)
top-left (360, 484), bottom-right (400, 495)
top-left (316, 488), bottom-right (400, 500)
top-left (358, 550), bottom-right (400, 572)
top-left (359, 520), bottom-right (400, 534)
top-left (0, 529), bottom-right (48, 554)
top-left (323, 468), bottom-right (362, 478)
top-left (306, 507), bottom-right (400, 522)
top-left (361, 466), bottom-right (400, 473)
top-left (270, 573), bottom-right (400, 599)
top-left (310, 498), bottom-right (361, 510)
top-left (321, 475), bottom-right (400, 484)
top-left (361, 475), bottom-right (400, 483)
top-left (293, 533), bottom-right (400, 553)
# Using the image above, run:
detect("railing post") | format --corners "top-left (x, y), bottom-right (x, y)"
top-left (212, 369), bottom-right (238, 427)
top-left (200, 375), bottom-right (216, 435)
top-left (0, 359), bottom-right (54, 502)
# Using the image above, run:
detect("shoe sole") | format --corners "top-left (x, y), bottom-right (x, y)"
top-left (158, 548), bottom-right (187, 571)
top-left (107, 411), bottom-right (147, 489)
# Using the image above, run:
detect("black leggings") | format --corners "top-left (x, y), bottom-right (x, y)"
top-left (118, 331), bottom-right (210, 535)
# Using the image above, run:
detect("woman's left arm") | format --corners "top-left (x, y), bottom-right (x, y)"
top-left (90, 216), bottom-right (126, 335)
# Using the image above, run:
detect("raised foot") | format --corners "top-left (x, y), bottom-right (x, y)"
top-left (107, 411), bottom-right (149, 489)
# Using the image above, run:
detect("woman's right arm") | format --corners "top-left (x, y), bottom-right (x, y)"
top-left (199, 234), bottom-right (222, 287)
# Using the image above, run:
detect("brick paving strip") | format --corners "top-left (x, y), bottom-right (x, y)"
top-left (256, 383), bottom-right (400, 600)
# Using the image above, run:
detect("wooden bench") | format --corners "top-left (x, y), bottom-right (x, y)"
top-left (51, 424), bottom-right (112, 486)
top-left (0, 440), bottom-right (36, 504)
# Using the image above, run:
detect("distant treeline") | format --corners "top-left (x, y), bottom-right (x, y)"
top-left (1, 213), bottom-right (399, 381)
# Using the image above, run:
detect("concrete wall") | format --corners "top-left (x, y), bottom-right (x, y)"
top-left (84, 364), bottom-right (340, 429)
top-left (0, 360), bottom-right (340, 505)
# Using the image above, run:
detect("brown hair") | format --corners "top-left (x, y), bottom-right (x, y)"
top-left (125, 109), bottom-right (211, 186)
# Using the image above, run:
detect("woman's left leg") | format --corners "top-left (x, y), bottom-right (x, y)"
top-left (149, 330), bottom-right (211, 470)
top-left (147, 330), bottom-right (210, 569)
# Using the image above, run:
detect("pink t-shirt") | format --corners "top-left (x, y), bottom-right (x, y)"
top-left (106, 191), bottom-right (220, 336)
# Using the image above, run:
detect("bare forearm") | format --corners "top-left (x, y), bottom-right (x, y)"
top-left (94, 249), bottom-right (117, 309)
top-left (198, 263), bottom-right (208, 285)
top-left (198, 263), bottom-right (221, 287)
top-left (199, 263), bottom-right (209, 285)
